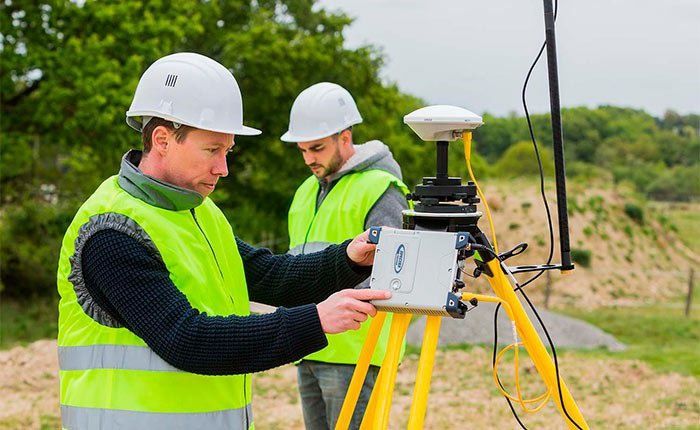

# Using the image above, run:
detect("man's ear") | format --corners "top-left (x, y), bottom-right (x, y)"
top-left (339, 129), bottom-right (353, 147)
top-left (151, 126), bottom-right (172, 156)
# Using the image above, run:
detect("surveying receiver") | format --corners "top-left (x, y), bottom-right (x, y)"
top-left (334, 0), bottom-right (590, 428)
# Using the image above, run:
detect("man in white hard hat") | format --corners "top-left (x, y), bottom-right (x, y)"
top-left (283, 82), bottom-right (409, 429)
top-left (56, 53), bottom-right (391, 430)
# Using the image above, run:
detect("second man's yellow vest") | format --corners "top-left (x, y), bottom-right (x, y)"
top-left (288, 169), bottom-right (409, 366)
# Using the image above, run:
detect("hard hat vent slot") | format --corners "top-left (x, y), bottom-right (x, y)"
top-left (165, 74), bottom-right (178, 87)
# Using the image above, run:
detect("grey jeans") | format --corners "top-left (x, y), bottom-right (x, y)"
top-left (297, 360), bottom-right (379, 430)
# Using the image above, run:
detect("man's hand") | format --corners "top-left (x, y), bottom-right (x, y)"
top-left (316, 289), bottom-right (391, 334)
top-left (346, 229), bottom-right (377, 266)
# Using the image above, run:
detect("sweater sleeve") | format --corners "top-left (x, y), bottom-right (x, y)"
top-left (80, 228), bottom-right (328, 375)
top-left (238, 238), bottom-right (372, 307)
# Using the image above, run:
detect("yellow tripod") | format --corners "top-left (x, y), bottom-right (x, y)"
top-left (334, 133), bottom-right (590, 429)
top-left (335, 261), bottom-right (589, 429)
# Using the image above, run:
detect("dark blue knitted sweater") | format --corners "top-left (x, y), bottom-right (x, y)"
top-left (81, 229), bottom-right (370, 375)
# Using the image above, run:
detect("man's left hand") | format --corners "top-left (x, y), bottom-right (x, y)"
top-left (346, 229), bottom-right (377, 266)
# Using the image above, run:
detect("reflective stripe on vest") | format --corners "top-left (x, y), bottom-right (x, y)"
top-left (288, 170), bottom-right (409, 366)
top-left (58, 345), bottom-right (180, 372)
top-left (57, 176), bottom-right (252, 429)
top-left (61, 404), bottom-right (254, 430)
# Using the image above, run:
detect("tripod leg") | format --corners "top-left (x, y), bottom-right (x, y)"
top-left (484, 259), bottom-right (589, 429)
top-left (407, 315), bottom-right (442, 429)
top-left (335, 312), bottom-right (388, 430)
top-left (372, 313), bottom-right (412, 430)
top-left (359, 361), bottom-right (385, 430)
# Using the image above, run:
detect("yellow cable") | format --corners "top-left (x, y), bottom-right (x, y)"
top-left (463, 132), bottom-right (499, 254)
top-left (495, 343), bottom-right (550, 412)
top-left (461, 138), bottom-right (551, 413)
top-left (463, 293), bottom-right (549, 412)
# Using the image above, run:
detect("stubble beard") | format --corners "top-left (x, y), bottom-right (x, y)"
top-left (316, 147), bottom-right (344, 181)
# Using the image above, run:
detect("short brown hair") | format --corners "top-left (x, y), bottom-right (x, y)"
top-left (141, 117), bottom-right (193, 152)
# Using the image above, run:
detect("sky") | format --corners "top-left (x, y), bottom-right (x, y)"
top-left (317, 0), bottom-right (700, 117)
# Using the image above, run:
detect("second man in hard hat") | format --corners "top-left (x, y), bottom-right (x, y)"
top-left (283, 82), bottom-right (409, 429)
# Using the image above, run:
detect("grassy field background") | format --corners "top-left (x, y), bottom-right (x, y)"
top-left (1, 186), bottom-right (697, 428)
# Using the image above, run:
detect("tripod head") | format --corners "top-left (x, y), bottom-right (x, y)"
top-left (401, 105), bottom-right (485, 232)
top-left (404, 105), bottom-right (483, 215)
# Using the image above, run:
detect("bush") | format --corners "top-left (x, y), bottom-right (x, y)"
top-left (571, 248), bottom-right (592, 268)
top-left (0, 202), bottom-right (75, 298)
top-left (624, 203), bottom-right (645, 224)
top-left (568, 161), bottom-right (613, 183)
top-left (535, 235), bottom-right (546, 247)
top-left (493, 141), bottom-right (555, 178)
top-left (646, 165), bottom-right (700, 202)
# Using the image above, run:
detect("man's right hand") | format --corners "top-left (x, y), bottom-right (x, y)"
top-left (316, 289), bottom-right (391, 334)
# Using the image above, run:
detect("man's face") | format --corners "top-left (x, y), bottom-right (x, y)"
top-left (297, 135), bottom-right (344, 180)
top-left (160, 128), bottom-right (234, 197)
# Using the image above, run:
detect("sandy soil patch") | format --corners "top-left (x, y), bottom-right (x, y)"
top-left (3, 340), bottom-right (697, 429)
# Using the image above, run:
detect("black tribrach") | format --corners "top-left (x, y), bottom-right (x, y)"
top-left (403, 140), bottom-right (484, 233)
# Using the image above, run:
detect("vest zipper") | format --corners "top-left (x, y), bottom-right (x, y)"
top-left (244, 374), bottom-right (249, 428)
top-left (191, 208), bottom-right (247, 425)
top-left (302, 176), bottom-right (352, 253)
top-left (190, 208), bottom-right (224, 280)
top-left (300, 206), bottom-right (318, 255)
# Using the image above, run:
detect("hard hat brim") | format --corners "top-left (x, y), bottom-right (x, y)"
top-left (279, 120), bottom-right (361, 143)
top-left (126, 112), bottom-right (261, 136)
top-left (280, 131), bottom-right (308, 143)
top-left (236, 124), bottom-right (262, 136)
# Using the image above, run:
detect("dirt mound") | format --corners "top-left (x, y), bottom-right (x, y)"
top-left (467, 179), bottom-right (697, 309)
top-left (407, 303), bottom-right (626, 350)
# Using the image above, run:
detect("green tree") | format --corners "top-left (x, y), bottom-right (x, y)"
top-left (646, 165), bottom-right (700, 202)
top-left (493, 140), bottom-right (554, 178)
top-left (0, 0), bottom-right (425, 298)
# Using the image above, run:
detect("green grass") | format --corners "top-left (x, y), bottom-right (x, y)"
top-left (0, 296), bottom-right (58, 350)
top-left (40, 415), bottom-right (61, 430)
top-left (561, 303), bottom-right (700, 377)
top-left (650, 201), bottom-right (700, 253)
top-left (670, 209), bottom-right (700, 253)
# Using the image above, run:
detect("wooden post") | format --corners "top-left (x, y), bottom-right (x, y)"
top-left (544, 270), bottom-right (552, 309)
top-left (685, 269), bottom-right (695, 317)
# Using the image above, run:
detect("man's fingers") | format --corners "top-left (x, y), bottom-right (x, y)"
top-left (347, 229), bottom-right (378, 266)
top-left (346, 298), bottom-right (376, 317)
top-left (355, 241), bottom-right (376, 255)
top-left (344, 288), bottom-right (391, 301)
top-left (349, 310), bottom-right (368, 323)
top-left (356, 229), bottom-right (371, 243)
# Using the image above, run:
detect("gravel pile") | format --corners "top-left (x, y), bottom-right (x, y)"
top-left (406, 302), bottom-right (625, 351)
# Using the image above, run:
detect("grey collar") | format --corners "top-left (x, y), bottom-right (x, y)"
top-left (323, 140), bottom-right (399, 184)
top-left (117, 150), bottom-right (203, 211)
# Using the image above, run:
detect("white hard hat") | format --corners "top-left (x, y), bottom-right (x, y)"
top-left (280, 82), bottom-right (362, 142)
top-left (126, 52), bottom-right (261, 136)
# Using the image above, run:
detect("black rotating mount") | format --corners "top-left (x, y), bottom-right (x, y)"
top-left (403, 139), bottom-right (489, 244)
